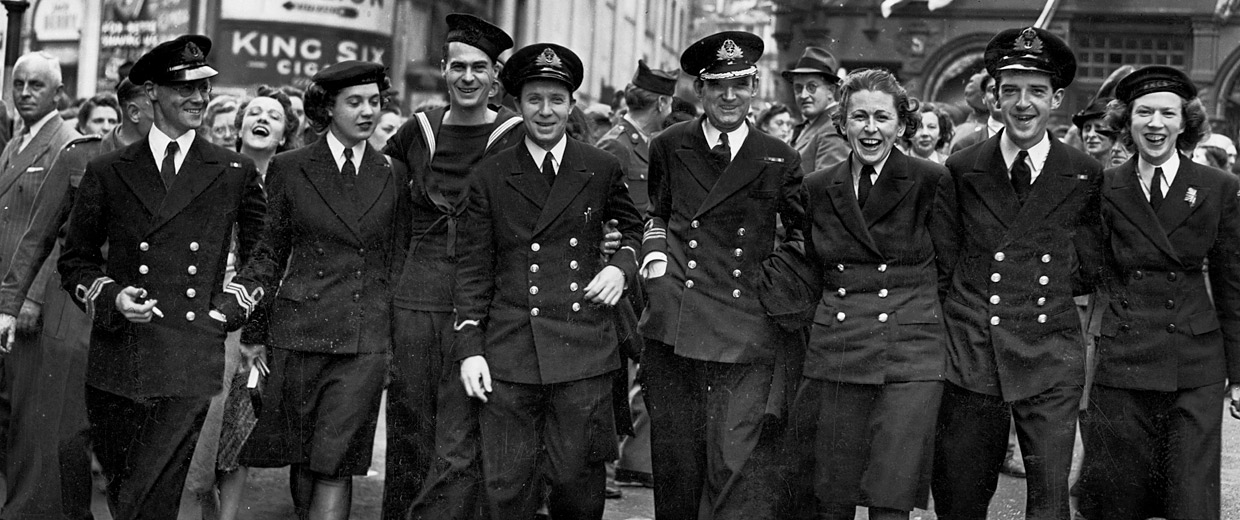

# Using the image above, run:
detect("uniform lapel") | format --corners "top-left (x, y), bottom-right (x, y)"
top-left (302, 138), bottom-right (363, 237)
top-left (824, 157), bottom-right (882, 256)
top-left (534, 139), bottom-right (592, 236)
top-left (695, 124), bottom-right (768, 218)
top-left (1155, 156), bottom-right (1203, 235)
top-left (114, 138), bottom-right (166, 218)
top-left (149, 136), bottom-right (226, 235)
top-left (861, 149), bottom-right (916, 226)
top-left (1007, 138), bottom-right (1080, 238)
top-left (962, 135), bottom-right (1020, 228)
top-left (354, 145), bottom-right (392, 219)
top-left (0, 117), bottom-right (63, 199)
top-left (505, 144), bottom-right (548, 209)
top-left (674, 125), bottom-right (719, 194)
top-left (1105, 158), bottom-right (1179, 261)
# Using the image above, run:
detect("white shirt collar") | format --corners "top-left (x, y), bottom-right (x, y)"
top-left (702, 119), bottom-right (749, 161)
top-left (326, 130), bottom-right (366, 174)
top-left (525, 135), bottom-right (568, 174)
top-left (1137, 152), bottom-right (1181, 201)
top-left (18, 110), bottom-right (59, 153)
top-left (148, 126), bottom-right (196, 174)
top-left (999, 129), bottom-right (1051, 183)
top-left (850, 152), bottom-right (889, 197)
top-left (987, 116), bottom-right (1005, 137)
top-left (622, 114), bottom-right (649, 141)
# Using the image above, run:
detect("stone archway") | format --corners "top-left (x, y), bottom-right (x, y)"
top-left (919, 33), bottom-right (994, 104)
top-left (1212, 44), bottom-right (1240, 141)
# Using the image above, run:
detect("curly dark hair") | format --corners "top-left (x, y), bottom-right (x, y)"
top-left (757, 102), bottom-right (792, 133)
top-left (234, 84), bottom-right (302, 153)
top-left (831, 68), bottom-right (920, 140)
top-left (303, 74), bottom-right (392, 131)
top-left (919, 102), bottom-right (955, 150)
top-left (1105, 95), bottom-right (1207, 155)
top-left (76, 94), bottom-right (121, 135)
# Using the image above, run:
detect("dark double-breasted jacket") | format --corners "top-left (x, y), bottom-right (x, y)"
top-left (241, 138), bottom-right (411, 354)
top-left (58, 134), bottom-right (270, 399)
top-left (768, 150), bottom-right (947, 383)
top-left (639, 118), bottom-right (805, 364)
top-left (453, 138), bottom-right (644, 385)
top-left (596, 117), bottom-right (652, 215)
top-left (931, 131), bottom-right (1104, 401)
top-left (1096, 156), bottom-right (1240, 391)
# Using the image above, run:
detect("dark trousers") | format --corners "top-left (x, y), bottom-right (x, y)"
top-left (1079, 383), bottom-right (1223, 520)
top-left (478, 374), bottom-right (616, 520)
top-left (87, 385), bottom-right (210, 520)
top-left (383, 309), bottom-right (487, 520)
top-left (643, 339), bottom-right (788, 520)
top-left (932, 382), bottom-right (1080, 520)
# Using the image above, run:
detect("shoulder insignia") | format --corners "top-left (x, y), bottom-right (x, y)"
top-left (63, 135), bottom-right (103, 151)
top-left (230, 161), bottom-right (241, 168)
top-left (763, 156), bottom-right (786, 163)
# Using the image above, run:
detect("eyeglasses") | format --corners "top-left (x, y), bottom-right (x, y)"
top-left (793, 82), bottom-right (826, 95)
top-left (168, 81), bottom-right (212, 98)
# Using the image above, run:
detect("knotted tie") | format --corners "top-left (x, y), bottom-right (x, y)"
top-left (160, 141), bottom-right (179, 190)
top-left (342, 148), bottom-right (358, 205)
top-left (858, 164), bottom-right (876, 208)
top-left (538, 152), bottom-right (556, 188)
top-left (1150, 167), bottom-right (1164, 211)
top-left (1010, 150), bottom-right (1031, 205)
top-left (709, 132), bottom-right (731, 173)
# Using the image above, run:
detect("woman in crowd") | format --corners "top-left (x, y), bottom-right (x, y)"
top-left (368, 106), bottom-right (402, 151)
top-left (75, 93), bottom-right (120, 136)
top-left (764, 68), bottom-right (947, 520)
top-left (908, 102), bottom-right (953, 164)
top-left (204, 95), bottom-right (240, 148)
top-left (239, 61), bottom-right (410, 520)
top-left (757, 102), bottom-right (794, 143)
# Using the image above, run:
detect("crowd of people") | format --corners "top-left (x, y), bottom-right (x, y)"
top-left (0, 10), bottom-right (1234, 520)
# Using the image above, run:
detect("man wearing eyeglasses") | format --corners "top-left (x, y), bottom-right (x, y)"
top-left (784, 46), bottom-right (848, 173)
top-left (57, 35), bottom-right (272, 519)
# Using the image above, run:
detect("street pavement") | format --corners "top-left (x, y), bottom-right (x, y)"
top-left (155, 394), bottom-right (1240, 519)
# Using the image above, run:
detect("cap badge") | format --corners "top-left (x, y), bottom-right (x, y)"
top-left (717, 39), bottom-right (744, 61)
top-left (536, 48), bottom-right (562, 68)
top-left (183, 41), bottom-right (204, 61)
top-left (1014, 28), bottom-right (1043, 54)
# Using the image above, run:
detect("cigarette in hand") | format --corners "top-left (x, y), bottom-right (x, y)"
top-left (151, 306), bottom-right (164, 318)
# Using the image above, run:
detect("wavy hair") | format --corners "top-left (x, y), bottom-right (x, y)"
top-left (1105, 95), bottom-right (1207, 155)
top-left (919, 102), bottom-right (955, 150)
top-left (831, 68), bottom-right (920, 140)
top-left (234, 84), bottom-right (302, 153)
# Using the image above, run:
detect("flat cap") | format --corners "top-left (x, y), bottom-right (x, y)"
top-left (681, 31), bottom-right (763, 80)
top-left (129, 35), bottom-right (218, 85)
top-left (633, 60), bottom-right (677, 96)
top-left (446, 13), bottom-right (513, 62)
top-left (500, 43), bottom-right (583, 93)
top-left (984, 27), bottom-right (1076, 90)
top-left (1114, 65), bottom-right (1197, 104)
top-left (780, 46), bottom-right (840, 83)
top-left (311, 61), bottom-right (390, 91)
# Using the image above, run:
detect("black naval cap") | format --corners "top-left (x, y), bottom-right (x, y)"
top-left (681, 31), bottom-right (763, 80)
top-left (311, 60), bottom-right (391, 91)
top-left (445, 13), bottom-right (513, 62)
top-left (984, 27), bottom-right (1076, 90)
top-left (500, 43), bottom-right (584, 94)
top-left (780, 46), bottom-right (841, 83)
top-left (633, 60), bottom-right (677, 96)
top-left (1115, 65), bottom-right (1197, 104)
top-left (129, 35), bottom-right (218, 85)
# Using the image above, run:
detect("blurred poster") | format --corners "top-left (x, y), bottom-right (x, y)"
top-left (98, 0), bottom-right (194, 90)
top-left (215, 0), bottom-right (395, 90)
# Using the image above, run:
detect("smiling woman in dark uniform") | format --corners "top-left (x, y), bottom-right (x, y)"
top-left (765, 68), bottom-right (947, 520)
top-left (239, 61), bottom-right (410, 520)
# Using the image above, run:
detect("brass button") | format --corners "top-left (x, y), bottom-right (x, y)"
top-left (1133, 270), bottom-right (1144, 280)
top-left (1041, 254), bottom-right (1051, 263)
top-left (732, 269), bottom-right (741, 278)
top-left (878, 288), bottom-right (888, 298)
top-left (990, 316), bottom-right (1000, 325)
top-left (994, 252), bottom-right (1005, 261)
top-left (836, 312), bottom-right (846, 322)
top-left (990, 295), bottom-right (1000, 305)
top-left (685, 280), bottom-right (694, 288)
top-left (531, 308), bottom-right (539, 317)
top-left (1167, 272), bottom-right (1177, 282)
top-left (139, 242), bottom-right (149, 251)
top-left (990, 273), bottom-right (1001, 283)
top-left (689, 240), bottom-right (698, 249)
top-left (530, 286), bottom-right (539, 295)
top-left (736, 228), bottom-right (745, 237)
top-left (878, 264), bottom-right (887, 272)
top-left (572, 303), bottom-right (581, 312)
top-left (1037, 297), bottom-right (1047, 306)
top-left (186, 311), bottom-right (196, 321)
top-left (317, 270), bottom-right (325, 278)
top-left (1038, 276), bottom-right (1049, 286)
top-left (530, 264), bottom-right (539, 273)
top-left (570, 260), bottom-right (579, 270)
top-left (878, 313), bottom-right (889, 323)
top-left (838, 288), bottom-right (847, 297)
top-left (186, 288), bottom-right (196, 298)
top-left (1165, 300), bottom-right (1175, 309)
top-left (353, 293), bottom-right (360, 302)
top-left (1166, 323), bottom-right (1176, 333)
top-left (358, 248), bottom-right (366, 255)
top-left (569, 238), bottom-right (579, 247)
top-left (188, 265), bottom-right (198, 275)
top-left (189, 241), bottom-right (199, 252)
top-left (732, 289), bottom-right (741, 298)
top-left (1037, 314), bottom-right (1048, 323)
top-left (138, 265), bottom-right (149, 274)
top-left (733, 248), bottom-right (743, 258)
top-left (570, 282), bottom-right (579, 291)
top-left (531, 243), bottom-right (540, 252)
top-left (691, 220), bottom-right (700, 229)
top-left (837, 264), bottom-right (845, 272)
top-left (688, 260), bottom-right (697, 269)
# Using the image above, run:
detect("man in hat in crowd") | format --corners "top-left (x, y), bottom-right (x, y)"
top-left (0, 50), bottom-right (80, 519)
top-left (785, 46), bottom-right (848, 173)
top-left (454, 42), bottom-right (643, 520)
top-left (0, 76), bottom-right (152, 520)
top-left (929, 27), bottom-right (1104, 520)
top-left (597, 59), bottom-right (677, 217)
top-left (57, 35), bottom-right (271, 518)
top-left (639, 31), bottom-right (805, 518)
top-left (951, 70), bottom-right (1002, 154)
top-left (379, 13), bottom-right (523, 520)
top-left (1077, 65), bottom-right (1240, 520)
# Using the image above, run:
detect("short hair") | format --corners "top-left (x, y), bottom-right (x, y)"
top-left (919, 102), bottom-right (955, 150)
top-left (76, 94), bottom-right (121, 133)
top-left (379, 106), bottom-right (402, 118)
top-left (624, 83), bottom-right (664, 113)
top-left (234, 84), bottom-right (301, 153)
top-left (832, 68), bottom-right (920, 140)
top-left (1106, 95), bottom-right (1208, 155)
top-left (14, 51), bottom-right (63, 88)
top-left (115, 78), bottom-right (145, 105)
top-left (756, 102), bottom-right (792, 132)
top-left (1197, 144), bottom-right (1228, 169)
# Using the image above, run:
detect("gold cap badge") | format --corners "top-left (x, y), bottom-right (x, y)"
top-left (536, 48), bottom-right (562, 68)
top-left (717, 39), bottom-right (744, 61)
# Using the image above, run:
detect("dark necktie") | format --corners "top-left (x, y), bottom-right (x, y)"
top-left (160, 141), bottom-right (179, 191)
top-left (858, 164), bottom-right (875, 208)
top-left (541, 152), bottom-right (556, 187)
top-left (341, 148), bottom-right (358, 204)
top-left (1150, 167), bottom-right (1164, 211)
top-left (709, 132), bottom-right (731, 173)
top-left (1010, 150), bottom-right (1031, 205)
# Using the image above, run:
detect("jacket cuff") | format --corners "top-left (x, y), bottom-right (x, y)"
top-left (452, 321), bottom-right (485, 362)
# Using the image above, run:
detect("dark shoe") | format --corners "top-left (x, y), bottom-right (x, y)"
top-left (606, 477), bottom-right (623, 499)
top-left (615, 468), bottom-right (654, 488)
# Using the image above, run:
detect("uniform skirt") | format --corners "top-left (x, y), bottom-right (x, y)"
top-left (240, 348), bottom-right (388, 477)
